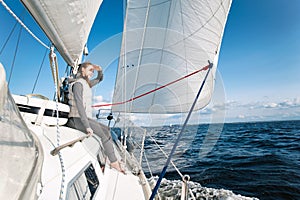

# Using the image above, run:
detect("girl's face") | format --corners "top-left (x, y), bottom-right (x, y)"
top-left (82, 65), bottom-right (94, 79)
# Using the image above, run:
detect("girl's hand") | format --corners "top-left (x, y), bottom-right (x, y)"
top-left (93, 65), bottom-right (102, 72)
top-left (86, 127), bottom-right (93, 137)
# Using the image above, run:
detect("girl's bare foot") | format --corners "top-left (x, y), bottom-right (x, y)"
top-left (110, 161), bottom-right (126, 174)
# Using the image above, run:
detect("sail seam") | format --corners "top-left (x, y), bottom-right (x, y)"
top-left (151, 0), bottom-right (173, 107)
top-left (164, 0), bottom-right (226, 50)
top-left (178, 0), bottom-right (190, 110)
top-left (129, 0), bottom-right (152, 113)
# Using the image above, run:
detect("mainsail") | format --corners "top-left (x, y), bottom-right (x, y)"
top-left (112, 0), bottom-right (232, 113)
top-left (20, 0), bottom-right (103, 67)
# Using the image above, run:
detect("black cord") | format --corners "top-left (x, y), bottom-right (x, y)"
top-left (0, 20), bottom-right (18, 56)
top-left (8, 23), bottom-right (22, 85)
top-left (32, 46), bottom-right (48, 93)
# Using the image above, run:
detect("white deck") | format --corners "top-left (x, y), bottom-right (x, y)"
top-left (27, 121), bottom-right (149, 200)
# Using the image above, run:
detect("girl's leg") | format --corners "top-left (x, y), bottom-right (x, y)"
top-left (88, 119), bottom-right (117, 163)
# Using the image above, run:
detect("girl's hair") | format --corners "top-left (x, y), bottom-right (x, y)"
top-left (77, 61), bottom-right (94, 87)
top-left (78, 61), bottom-right (93, 70)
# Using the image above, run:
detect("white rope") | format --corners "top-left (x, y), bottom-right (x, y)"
top-left (147, 133), bottom-right (197, 200)
top-left (127, 127), bottom-right (197, 199)
top-left (50, 47), bottom-right (66, 200)
top-left (139, 129), bottom-right (146, 166)
top-left (143, 146), bottom-right (154, 178)
top-left (124, 128), bottom-right (128, 165)
top-left (188, 188), bottom-right (196, 200)
top-left (134, 128), bottom-right (183, 178)
top-left (146, 131), bottom-right (184, 179)
top-left (0, 0), bottom-right (50, 49)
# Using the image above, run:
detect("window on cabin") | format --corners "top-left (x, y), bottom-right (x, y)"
top-left (67, 164), bottom-right (99, 199)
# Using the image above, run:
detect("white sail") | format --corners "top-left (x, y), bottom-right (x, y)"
top-left (0, 63), bottom-right (43, 200)
top-left (20, 0), bottom-right (103, 67)
top-left (112, 0), bottom-right (232, 113)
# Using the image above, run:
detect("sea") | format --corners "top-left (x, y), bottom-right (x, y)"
top-left (134, 120), bottom-right (300, 200)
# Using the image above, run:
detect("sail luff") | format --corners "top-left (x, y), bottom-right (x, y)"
top-left (213, 0), bottom-right (233, 68)
top-left (114, 0), bottom-right (129, 115)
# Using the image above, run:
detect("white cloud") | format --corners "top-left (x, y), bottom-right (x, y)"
top-left (91, 96), bottom-right (300, 126)
top-left (263, 102), bottom-right (278, 108)
top-left (224, 97), bottom-right (300, 123)
top-left (91, 95), bottom-right (112, 119)
top-left (200, 107), bottom-right (213, 115)
top-left (260, 98), bottom-right (300, 109)
top-left (278, 98), bottom-right (300, 108)
top-left (93, 95), bottom-right (104, 103)
top-left (238, 114), bottom-right (245, 119)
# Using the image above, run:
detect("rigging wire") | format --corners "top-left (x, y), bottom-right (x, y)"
top-left (139, 129), bottom-right (147, 166)
top-left (132, 121), bottom-right (198, 199)
top-left (146, 130), bottom-right (183, 178)
top-left (0, 0), bottom-right (50, 50)
top-left (143, 148), bottom-right (154, 178)
top-left (32, 46), bottom-right (49, 93)
top-left (0, 7), bottom-right (26, 56)
top-left (0, 19), bottom-right (18, 56)
top-left (8, 20), bottom-right (23, 86)
top-left (149, 61), bottom-right (213, 200)
top-left (150, 131), bottom-right (197, 199)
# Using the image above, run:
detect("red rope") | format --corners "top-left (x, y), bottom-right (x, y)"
top-left (92, 64), bottom-right (210, 108)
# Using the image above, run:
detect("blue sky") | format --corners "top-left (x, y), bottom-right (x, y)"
top-left (219, 0), bottom-right (300, 122)
top-left (0, 0), bottom-right (300, 124)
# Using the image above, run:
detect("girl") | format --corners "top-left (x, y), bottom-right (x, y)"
top-left (66, 62), bottom-right (125, 174)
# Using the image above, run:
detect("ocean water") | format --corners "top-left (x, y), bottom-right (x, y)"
top-left (139, 120), bottom-right (300, 200)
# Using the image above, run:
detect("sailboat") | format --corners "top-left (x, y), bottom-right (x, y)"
top-left (0, 0), bottom-right (233, 199)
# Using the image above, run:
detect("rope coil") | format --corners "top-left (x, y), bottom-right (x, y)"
top-left (49, 47), bottom-right (66, 200)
